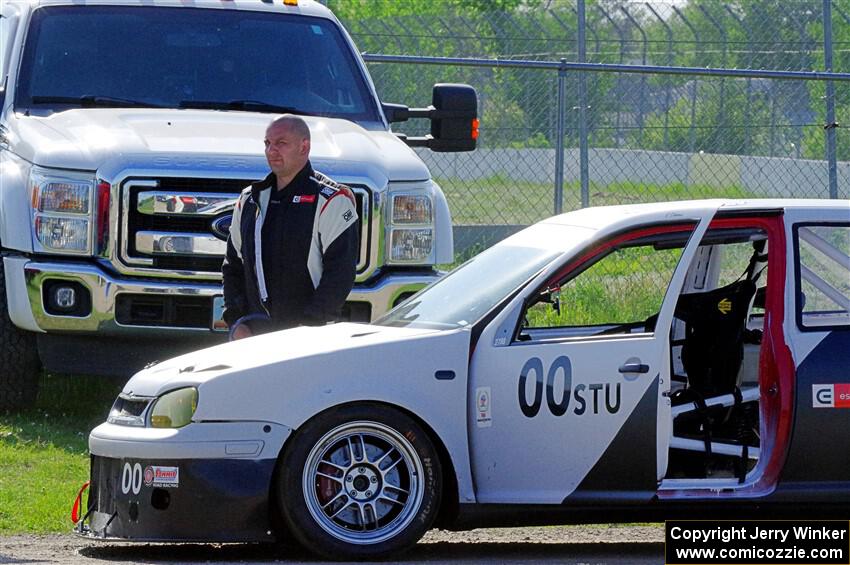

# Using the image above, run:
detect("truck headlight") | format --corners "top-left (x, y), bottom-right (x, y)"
top-left (149, 387), bottom-right (198, 428)
top-left (34, 216), bottom-right (89, 252)
top-left (387, 193), bottom-right (434, 264)
top-left (391, 194), bottom-right (432, 224)
top-left (30, 167), bottom-right (95, 254)
top-left (390, 228), bottom-right (433, 262)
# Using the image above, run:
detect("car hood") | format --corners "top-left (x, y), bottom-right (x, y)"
top-left (9, 109), bottom-right (430, 183)
top-left (122, 322), bottom-right (471, 423)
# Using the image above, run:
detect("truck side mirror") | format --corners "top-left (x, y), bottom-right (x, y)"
top-left (386, 83), bottom-right (479, 153)
top-left (429, 83), bottom-right (478, 152)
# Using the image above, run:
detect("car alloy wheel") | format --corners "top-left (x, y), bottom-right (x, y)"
top-left (303, 421), bottom-right (424, 544)
top-left (278, 404), bottom-right (441, 560)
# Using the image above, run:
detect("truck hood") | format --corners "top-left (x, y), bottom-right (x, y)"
top-left (10, 109), bottom-right (430, 183)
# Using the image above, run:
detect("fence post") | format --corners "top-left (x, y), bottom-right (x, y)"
top-left (647, 3), bottom-right (673, 150)
top-left (578, 0), bottom-right (589, 208)
top-left (724, 6), bottom-right (754, 154)
top-left (598, 5), bottom-right (626, 144)
top-left (698, 5), bottom-right (727, 152)
top-left (621, 6), bottom-right (647, 145)
top-left (673, 6), bottom-right (700, 154)
top-left (555, 58), bottom-right (567, 215)
top-left (823, 0), bottom-right (839, 199)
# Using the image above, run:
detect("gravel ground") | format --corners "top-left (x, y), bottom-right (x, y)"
top-left (0, 526), bottom-right (665, 565)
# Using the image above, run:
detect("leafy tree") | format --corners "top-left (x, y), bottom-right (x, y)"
top-left (332, 0), bottom-right (845, 158)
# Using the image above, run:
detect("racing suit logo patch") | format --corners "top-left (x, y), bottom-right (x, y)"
top-left (343, 210), bottom-right (353, 222)
top-left (293, 195), bottom-right (316, 204)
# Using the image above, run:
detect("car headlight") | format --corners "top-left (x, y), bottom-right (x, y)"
top-left (387, 193), bottom-right (434, 264)
top-left (30, 167), bottom-right (95, 254)
top-left (107, 394), bottom-right (152, 427)
top-left (149, 387), bottom-right (198, 428)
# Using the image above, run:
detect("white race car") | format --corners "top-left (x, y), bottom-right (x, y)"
top-left (78, 199), bottom-right (850, 560)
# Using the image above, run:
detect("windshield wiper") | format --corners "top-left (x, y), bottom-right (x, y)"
top-left (179, 99), bottom-right (314, 116)
top-left (30, 95), bottom-right (165, 108)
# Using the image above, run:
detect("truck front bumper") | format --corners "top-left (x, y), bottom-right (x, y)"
top-left (4, 256), bottom-right (436, 334)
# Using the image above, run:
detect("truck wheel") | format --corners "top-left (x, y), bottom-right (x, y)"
top-left (277, 404), bottom-right (441, 560)
top-left (0, 261), bottom-right (41, 410)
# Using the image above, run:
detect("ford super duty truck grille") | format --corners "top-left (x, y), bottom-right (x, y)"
top-left (119, 177), bottom-right (370, 277)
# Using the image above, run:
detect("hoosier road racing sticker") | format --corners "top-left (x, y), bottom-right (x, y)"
top-left (143, 466), bottom-right (179, 488)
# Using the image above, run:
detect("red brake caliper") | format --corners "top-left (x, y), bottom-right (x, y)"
top-left (317, 463), bottom-right (338, 503)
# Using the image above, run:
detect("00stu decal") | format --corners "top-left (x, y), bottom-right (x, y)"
top-left (517, 356), bottom-right (621, 418)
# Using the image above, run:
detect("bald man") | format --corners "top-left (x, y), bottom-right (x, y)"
top-left (222, 115), bottom-right (359, 339)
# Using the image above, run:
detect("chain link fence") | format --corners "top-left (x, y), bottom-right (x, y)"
top-left (334, 0), bottom-right (850, 256)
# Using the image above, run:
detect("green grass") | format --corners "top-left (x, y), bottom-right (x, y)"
top-left (440, 176), bottom-right (751, 225)
top-left (0, 372), bottom-right (123, 534)
top-left (526, 245), bottom-right (684, 328)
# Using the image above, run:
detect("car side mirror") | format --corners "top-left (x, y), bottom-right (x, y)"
top-left (386, 83), bottom-right (479, 153)
top-left (541, 289), bottom-right (561, 316)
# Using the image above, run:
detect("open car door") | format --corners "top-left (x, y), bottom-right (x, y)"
top-left (468, 213), bottom-right (712, 505)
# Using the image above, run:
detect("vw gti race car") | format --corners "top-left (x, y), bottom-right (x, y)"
top-left (78, 199), bottom-right (850, 560)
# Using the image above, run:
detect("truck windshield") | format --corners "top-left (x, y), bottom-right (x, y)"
top-left (15, 6), bottom-right (381, 123)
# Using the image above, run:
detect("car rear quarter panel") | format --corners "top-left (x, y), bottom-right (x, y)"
top-left (779, 205), bottom-right (850, 488)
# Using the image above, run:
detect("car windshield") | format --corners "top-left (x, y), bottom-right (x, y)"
top-left (376, 242), bottom-right (563, 330)
top-left (16, 6), bottom-right (381, 123)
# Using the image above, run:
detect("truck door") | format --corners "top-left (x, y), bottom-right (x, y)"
top-left (468, 218), bottom-right (709, 504)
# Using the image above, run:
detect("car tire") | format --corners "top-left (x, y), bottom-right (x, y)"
top-left (277, 403), bottom-right (441, 560)
top-left (0, 260), bottom-right (41, 411)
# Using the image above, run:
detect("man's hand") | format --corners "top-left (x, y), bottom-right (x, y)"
top-left (231, 324), bottom-right (253, 341)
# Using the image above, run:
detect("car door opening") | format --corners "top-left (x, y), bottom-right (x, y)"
top-left (661, 225), bottom-right (775, 490)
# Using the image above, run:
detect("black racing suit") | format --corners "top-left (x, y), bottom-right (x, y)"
top-left (221, 162), bottom-right (359, 332)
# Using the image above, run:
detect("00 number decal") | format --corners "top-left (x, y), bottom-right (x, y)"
top-left (518, 356), bottom-right (622, 417)
top-left (121, 462), bottom-right (143, 495)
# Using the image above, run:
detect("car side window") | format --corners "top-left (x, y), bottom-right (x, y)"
top-left (521, 240), bottom-right (685, 337)
top-left (796, 224), bottom-right (850, 329)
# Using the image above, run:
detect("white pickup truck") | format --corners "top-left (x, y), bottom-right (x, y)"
top-left (0, 0), bottom-right (478, 409)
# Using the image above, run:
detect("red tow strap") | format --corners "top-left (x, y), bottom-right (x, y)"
top-left (71, 481), bottom-right (90, 523)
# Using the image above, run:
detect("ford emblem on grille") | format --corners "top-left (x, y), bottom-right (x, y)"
top-left (210, 215), bottom-right (232, 241)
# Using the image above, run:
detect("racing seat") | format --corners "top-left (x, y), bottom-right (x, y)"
top-left (673, 277), bottom-right (757, 398)
top-left (669, 241), bottom-right (766, 480)
top-left (672, 239), bottom-right (767, 400)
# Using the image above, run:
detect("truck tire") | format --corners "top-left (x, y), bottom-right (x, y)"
top-left (0, 260), bottom-right (41, 410)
